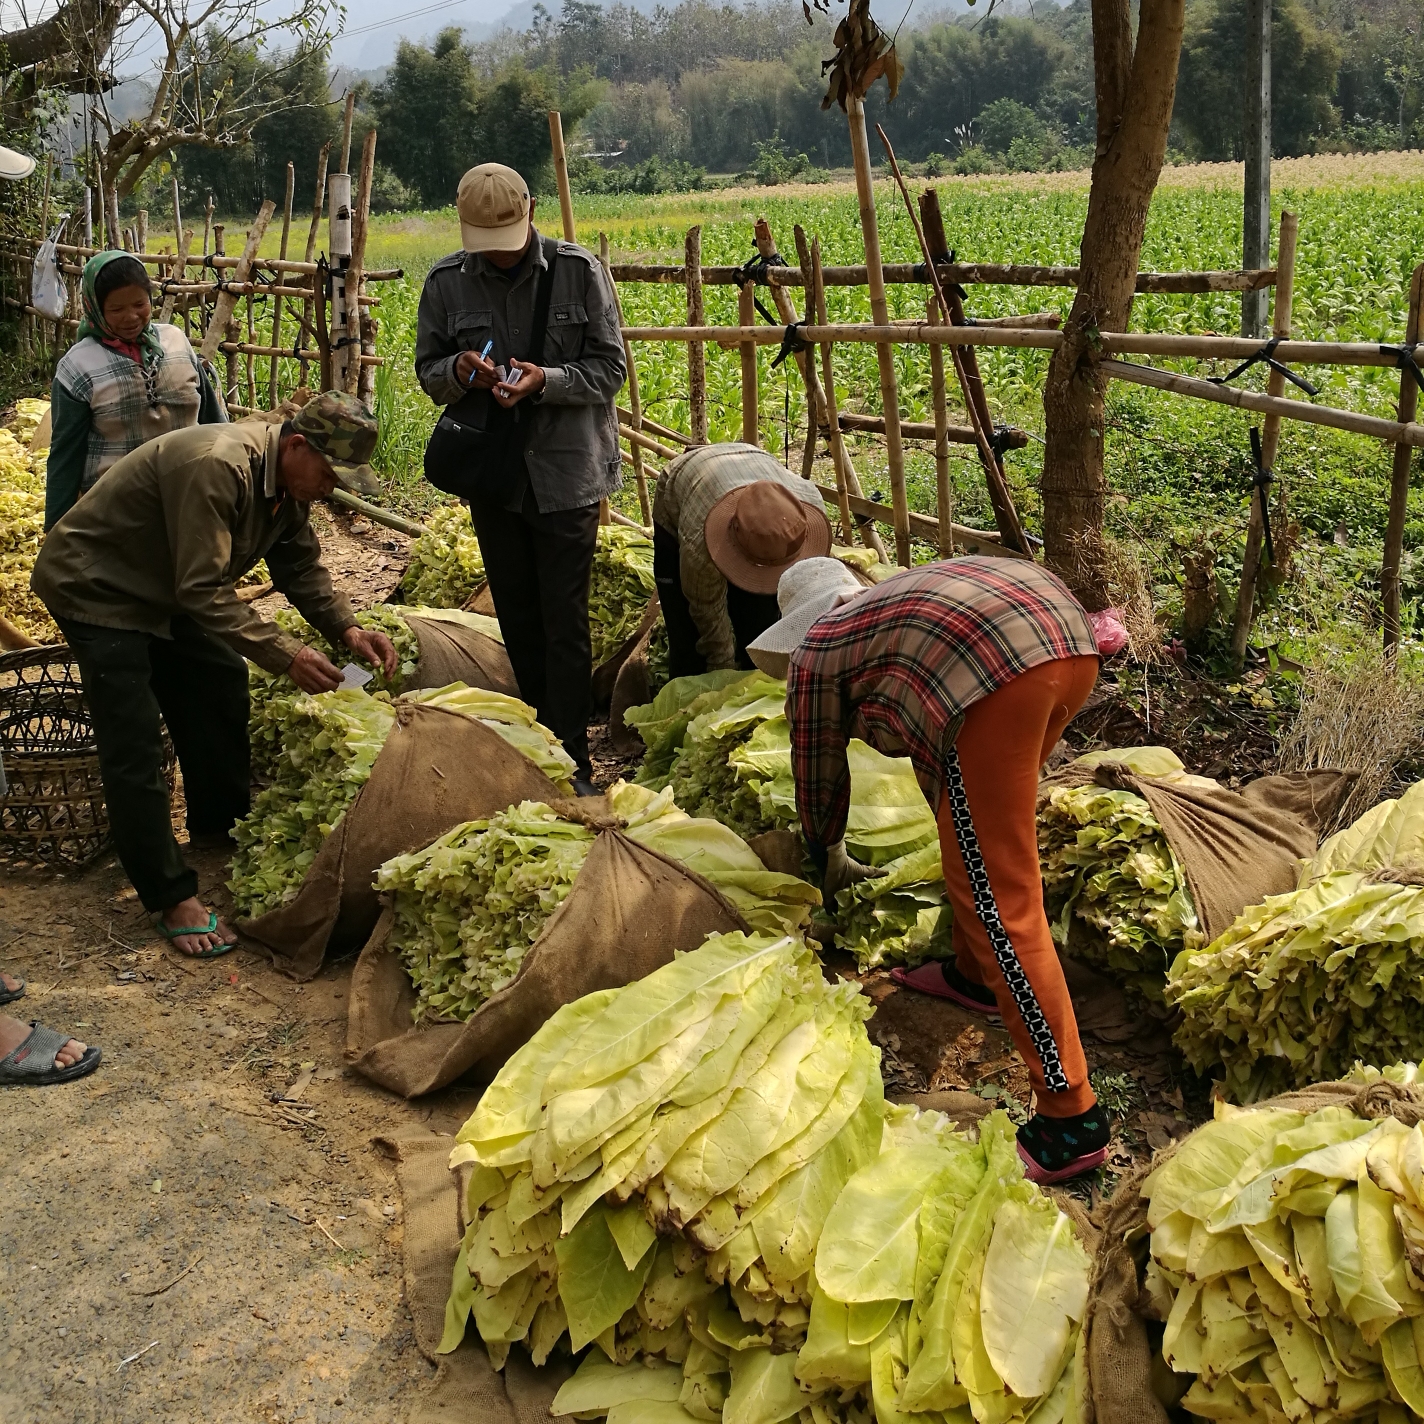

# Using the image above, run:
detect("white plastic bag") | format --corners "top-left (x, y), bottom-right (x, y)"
top-left (30, 221), bottom-right (68, 321)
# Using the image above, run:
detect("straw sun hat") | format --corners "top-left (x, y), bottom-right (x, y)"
top-left (703, 481), bottom-right (832, 595)
top-left (746, 557), bottom-right (868, 679)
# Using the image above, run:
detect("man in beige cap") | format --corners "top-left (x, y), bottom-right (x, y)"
top-left (414, 162), bottom-right (625, 792)
top-left (31, 392), bottom-right (395, 965)
top-left (653, 442), bottom-right (831, 677)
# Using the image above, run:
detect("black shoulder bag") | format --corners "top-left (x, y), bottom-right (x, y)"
top-left (423, 236), bottom-right (561, 502)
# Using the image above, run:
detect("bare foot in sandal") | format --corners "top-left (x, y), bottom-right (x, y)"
top-left (0, 1014), bottom-right (93, 1077)
top-left (155, 896), bottom-right (239, 959)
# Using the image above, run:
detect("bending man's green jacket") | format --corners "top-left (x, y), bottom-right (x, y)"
top-left (32, 420), bottom-right (356, 673)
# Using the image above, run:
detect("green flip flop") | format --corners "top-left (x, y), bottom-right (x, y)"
top-left (151, 911), bottom-right (237, 959)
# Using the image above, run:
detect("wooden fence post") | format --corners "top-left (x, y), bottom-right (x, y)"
top-left (739, 280), bottom-right (759, 446)
top-left (269, 162), bottom-right (295, 408)
top-left (686, 225), bottom-right (708, 443)
top-left (1229, 210), bottom-right (1299, 671)
top-left (1384, 262), bottom-right (1424, 657)
top-left (339, 91), bottom-right (356, 177)
top-left (548, 111), bottom-right (577, 243)
top-left (299, 142), bottom-right (331, 392)
top-left (928, 295), bottom-right (953, 557)
top-left (600, 232), bottom-right (652, 525)
top-left (201, 205), bottom-right (276, 406)
top-left (847, 93), bottom-right (910, 565)
top-left (346, 128), bottom-right (377, 397)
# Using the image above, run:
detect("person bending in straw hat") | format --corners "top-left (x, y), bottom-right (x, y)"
top-left (653, 442), bottom-right (831, 677)
top-left (29, 392), bottom-right (395, 978)
top-left (748, 555), bottom-right (1109, 1184)
top-left (415, 163), bottom-right (625, 794)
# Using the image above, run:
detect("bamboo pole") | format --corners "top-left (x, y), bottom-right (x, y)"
top-left (754, 218), bottom-right (826, 478)
top-left (159, 178), bottom-right (190, 325)
top-left (621, 423), bottom-right (682, 461)
top-left (605, 261), bottom-right (1276, 294)
top-left (837, 411), bottom-right (1028, 446)
top-left (245, 285), bottom-right (257, 409)
top-left (217, 339), bottom-right (382, 365)
top-left (601, 232), bottom-right (653, 524)
top-left (808, 233), bottom-right (887, 560)
top-left (686, 226), bottom-right (708, 443)
top-left (548, 111), bottom-right (577, 243)
top-left (39, 153), bottom-right (53, 359)
top-left (201, 203), bottom-right (275, 364)
top-left (877, 135), bottom-right (1027, 553)
top-left (345, 128), bottom-right (377, 396)
top-left (619, 406), bottom-right (689, 447)
top-left (1384, 263), bottom-right (1424, 657)
top-left (301, 142), bottom-right (332, 390)
top-left (136, 209), bottom-right (147, 252)
top-left (1230, 211), bottom-right (1299, 670)
top-left (847, 94), bottom-right (911, 566)
top-left (818, 486), bottom-right (1024, 557)
top-left (268, 162), bottom-right (295, 408)
top-left (739, 280), bottom-right (758, 445)
top-left (1101, 360), bottom-right (1424, 446)
top-left (338, 91), bottom-right (356, 175)
top-left (928, 296), bottom-right (953, 558)
top-left (612, 321), bottom-right (1421, 370)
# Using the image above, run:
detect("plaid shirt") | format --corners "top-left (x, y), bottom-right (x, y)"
top-left (653, 442), bottom-right (826, 668)
top-left (787, 557), bottom-right (1099, 848)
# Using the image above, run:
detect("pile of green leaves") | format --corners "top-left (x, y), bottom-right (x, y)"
top-left (1038, 747), bottom-right (1207, 1008)
top-left (655, 675), bottom-right (789, 841)
top-left (230, 688), bottom-right (398, 918)
top-left (247, 605), bottom-right (420, 778)
top-left (1141, 1096), bottom-right (1424, 1421)
top-left (835, 842), bottom-right (953, 971)
top-left (441, 932), bottom-right (884, 1380)
top-left (230, 682), bottom-right (574, 920)
top-left (380, 782), bottom-right (821, 1022)
top-left (800, 1106), bottom-right (1089, 1424)
top-left (591, 525), bottom-right (657, 666)
top-left (625, 671), bottom-right (751, 786)
top-left (1168, 781), bottom-right (1424, 1102)
top-left (405, 502), bottom-right (487, 607)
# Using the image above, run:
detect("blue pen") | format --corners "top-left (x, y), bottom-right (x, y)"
top-left (468, 339), bottom-right (493, 385)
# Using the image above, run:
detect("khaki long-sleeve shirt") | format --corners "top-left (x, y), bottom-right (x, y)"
top-left (653, 442), bottom-right (827, 669)
top-left (31, 420), bottom-right (355, 673)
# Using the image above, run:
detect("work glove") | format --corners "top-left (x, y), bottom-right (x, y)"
top-left (823, 839), bottom-right (886, 905)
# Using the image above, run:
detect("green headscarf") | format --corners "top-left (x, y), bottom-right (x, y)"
top-left (77, 250), bottom-right (164, 361)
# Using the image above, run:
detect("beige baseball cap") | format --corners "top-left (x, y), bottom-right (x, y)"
top-left (0, 145), bottom-right (35, 181)
top-left (457, 163), bottom-right (531, 254)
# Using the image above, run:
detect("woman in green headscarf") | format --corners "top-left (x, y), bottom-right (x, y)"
top-left (45, 250), bottom-right (226, 529)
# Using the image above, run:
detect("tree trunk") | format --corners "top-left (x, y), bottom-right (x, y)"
top-left (1040, 0), bottom-right (1187, 608)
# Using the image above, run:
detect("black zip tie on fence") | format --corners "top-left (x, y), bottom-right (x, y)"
top-left (988, 424), bottom-right (1016, 458)
top-left (1249, 425), bottom-right (1275, 567)
top-left (732, 250), bottom-right (785, 326)
top-left (1381, 343), bottom-right (1424, 392)
top-left (1210, 336), bottom-right (1319, 398)
top-left (912, 247), bottom-right (968, 302)
top-left (770, 321), bottom-right (809, 370)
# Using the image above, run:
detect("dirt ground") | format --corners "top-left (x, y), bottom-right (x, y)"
top-left (0, 509), bottom-right (1218, 1421)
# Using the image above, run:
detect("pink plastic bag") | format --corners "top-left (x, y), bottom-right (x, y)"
top-left (1089, 607), bottom-right (1130, 656)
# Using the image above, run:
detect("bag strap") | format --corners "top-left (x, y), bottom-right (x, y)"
top-left (527, 234), bottom-right (561, 368)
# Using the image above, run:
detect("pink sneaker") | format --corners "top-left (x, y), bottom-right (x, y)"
top-left (890, 962), bottom-right (1002, 1020)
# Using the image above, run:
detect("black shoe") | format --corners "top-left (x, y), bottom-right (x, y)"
top-left (572, 777), bottom-right (600, 798)
top-left (1016, 1107), bottom-right (1112, 1184)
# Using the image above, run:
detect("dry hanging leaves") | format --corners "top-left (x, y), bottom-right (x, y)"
top-left (809, 0), bottom-right (904, 110)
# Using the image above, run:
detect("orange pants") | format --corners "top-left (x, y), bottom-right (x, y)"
top-left (936, 655), bottom-right (1100, 1117)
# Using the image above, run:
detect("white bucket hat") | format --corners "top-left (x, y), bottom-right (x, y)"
top-left (0, 146), bottom-right (35, 181)
top-left (746, 557), bottom-right (868, 679)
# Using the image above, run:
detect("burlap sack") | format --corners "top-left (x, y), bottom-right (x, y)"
top-left (403, 613), bottom-right (519, 698)
top-left (237, 702), bottom-right (559, 980)
top-left (1085, 1077), bottom-right (1422, 1424)
top-left (594, 593), bottom-right (661, 713)
top-left (380, 1125), bottom-right (573, 1423)
top-left (346, 827), bottom-right (752, 1097)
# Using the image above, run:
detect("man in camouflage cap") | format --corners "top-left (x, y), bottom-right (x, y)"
top-left (32, 391), bottom-right (395, 960)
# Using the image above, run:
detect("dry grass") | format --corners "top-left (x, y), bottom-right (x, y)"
top-left (1277, 645), bottom-right (1424, 830)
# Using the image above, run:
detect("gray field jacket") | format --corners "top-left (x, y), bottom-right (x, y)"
top-left (414, 231), bottom-right (626, 513)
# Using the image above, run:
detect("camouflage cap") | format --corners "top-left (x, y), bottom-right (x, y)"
top-left (291, 391), bottom-right (380, 495)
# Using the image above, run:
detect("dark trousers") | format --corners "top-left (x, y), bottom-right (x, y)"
top-left (653, 522), bottom-right (781, 680)
top-left (55, 614), bottom-right (251, 913)
top-left (467, 486), bottom-right (600, 774)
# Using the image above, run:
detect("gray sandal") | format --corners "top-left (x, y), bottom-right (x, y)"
top-left (0, 975), bottom-right (24, 1006)
top-left (0, 1022), bottom-right (102, 1085)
